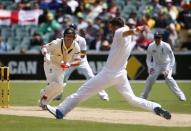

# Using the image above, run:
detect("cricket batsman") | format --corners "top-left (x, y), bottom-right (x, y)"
top-left (39, 27), bottom-right (81, 109)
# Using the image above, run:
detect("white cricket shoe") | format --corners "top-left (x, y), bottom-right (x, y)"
top-left (100, 95), bottom-right (109, 101)
top-left (179, 95), bottom-right (186, 101)
top-left (46, 105), bottom-right (64, 119)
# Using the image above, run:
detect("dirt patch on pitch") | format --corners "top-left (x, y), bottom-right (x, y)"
top-left (0, 106), bottom-right (191, 127)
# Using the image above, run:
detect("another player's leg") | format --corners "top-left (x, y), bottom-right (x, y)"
top-left (165, 69), bottom-right (186, 101)
top-left (116, 72), bottom-right (171, 120)
top-left (46, 71), bottom-right (113, 119)
top-left (140, 68), bottom-right (159, 99)
top-left (80, 63), bottom-right (109, 101)
top-left (39, 82), bottom-right (64, 109)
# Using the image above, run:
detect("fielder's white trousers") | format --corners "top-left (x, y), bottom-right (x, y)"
top-left (57, 69), bottom-right (161, 116)
top-left (64, 60), bottom-right (108, 98)
top-left (141, 64), bottom-right (186, 99)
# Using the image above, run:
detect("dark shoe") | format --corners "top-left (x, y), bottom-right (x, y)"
top-left (154, 107), bottom-right (171, 120)
top-left (46, 105), bottom-right (64, 119)
top-left (53, 94), bottom-right (63, 101)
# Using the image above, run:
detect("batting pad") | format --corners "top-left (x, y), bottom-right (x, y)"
top-left (40, 82), bottom-right (64, 105)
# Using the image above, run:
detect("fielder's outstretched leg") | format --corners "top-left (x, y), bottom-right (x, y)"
top-left (116, 74), bottom-right (171, 120)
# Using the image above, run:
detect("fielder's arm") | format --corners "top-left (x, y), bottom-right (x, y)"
top-left (146, 48), bottom-right (153, 70)
top-left (122, 26), bottom-right (145, 37)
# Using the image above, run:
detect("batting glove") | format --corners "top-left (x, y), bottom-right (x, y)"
top-left (60, 63), bottom-right (71, 69)
top-left (44, 53), bottom-right (51, 64)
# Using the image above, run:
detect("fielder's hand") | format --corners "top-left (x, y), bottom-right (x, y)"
top-left (60, 63), bottom-right (70, 69)
top-left (162, 70), bottom-right (169, 78)
top-left (149, 68), bottom-right (155, 75)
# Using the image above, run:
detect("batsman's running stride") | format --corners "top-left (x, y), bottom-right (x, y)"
top-left (46, 17), bottom-right (172, 120)
top-left (39, 27), bottom-right (81, 109)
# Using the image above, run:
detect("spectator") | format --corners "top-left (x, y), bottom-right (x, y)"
top-left (100, 40), bottom-right (110, 51)
top-left (76, 12), bottom-right (88, 30)
top-left (166, 23), bottom-right (178, 49)
top-left (0, 36), bottom-right (11, 53)
top-left (28, 32), bottom-right (44, 53)
top-left (39, 12), bottom-right (61, 35)
top-left (136, 26), bottom-right (153, 51)
top-left (20, 32), bottom-right (44, 54)
top-left (0, 3), bottom-right (6, 9)
top-left (107, 0), bottom-right (119, 17)
top-left (89, 33), bottom-right (102, 51)
top-left (165, 0), bottom-right (179, 21)
top-left (85, 19), bottom-right (99, 45)
top-left (38, 9), bottom-right (49, 25)
top-left (154, 11), bottom-right (169, 28)
top-left (144, 0), bottom-right (164, 19)
top-left (67, 0), bottom-right (79, 13)
top-left (57, 0), bottom-right (72, 15)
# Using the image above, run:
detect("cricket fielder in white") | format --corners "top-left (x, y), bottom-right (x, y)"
top-left (61, 24), bottom-right (109, 101)
top-left (46, 17), bottom-right (171, 120)
top-left (140, 32), bottom-right (186, 101)
top-left (39, 27), bottom-right (81, 109)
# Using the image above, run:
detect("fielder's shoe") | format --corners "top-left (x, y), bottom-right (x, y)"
top-left (179, 95), bottom-right (186, 101)
top-left (154, 107), bottom-right (171, 120)
top-left (46, 105), bottom-right (64, 119)
top-left (100, 95), bottom-right (109, 101)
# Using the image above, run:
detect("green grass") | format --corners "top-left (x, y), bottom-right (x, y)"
top-left (0, 115), bottom-right (190, 131)
top-left (1, 81), bottom-right (190, 131)
top-left (10, 81), bottom-right (191, 113)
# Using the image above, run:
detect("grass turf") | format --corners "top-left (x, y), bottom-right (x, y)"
top-left (1, 81), bottom-right (190, 131)
top-left (10, 81), bottom-right (191, 113)
top-left (0, 115), bottom-right (191, 131)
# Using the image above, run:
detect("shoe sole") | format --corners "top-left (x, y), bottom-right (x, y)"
top-left (154, 107), bottom-right (171, 120)
top-left (46, 106), bottom-right (57, 118)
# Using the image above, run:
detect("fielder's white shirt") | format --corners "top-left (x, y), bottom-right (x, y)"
top-left (146, 41), bottom-right (175, 69)
top-left (43, 38), bottom-right (80, 67)
top-left (75, 34), bottom-right (87, 63)
top-left (104, 26), bottom-right (133, 72)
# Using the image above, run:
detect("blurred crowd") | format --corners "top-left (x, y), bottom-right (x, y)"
top-left (0, 0), bottom-right (191, 54)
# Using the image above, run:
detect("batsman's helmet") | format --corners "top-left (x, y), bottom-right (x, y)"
top-left (154, 31), bottom-right (163, 39)
top-left (63, 27), bottom-right (76, 37)
top-left (69, 24), bottom-right (77, 30)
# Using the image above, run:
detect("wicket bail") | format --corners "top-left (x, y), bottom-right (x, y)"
top-left (0, 66), bottom-right (10, 108)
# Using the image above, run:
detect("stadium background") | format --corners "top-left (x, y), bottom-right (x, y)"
top-left (0, 0), bottom-right (191, 80)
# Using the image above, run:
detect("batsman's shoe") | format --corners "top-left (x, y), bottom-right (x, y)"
top-left (39, 101), bottom-right (46, 110)
top-left (154, 107), bottom-right (171, 120)
top-left (46, 105), bottom-right (64, 119)
top-left (38, 96), bottom-right (48, 110)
